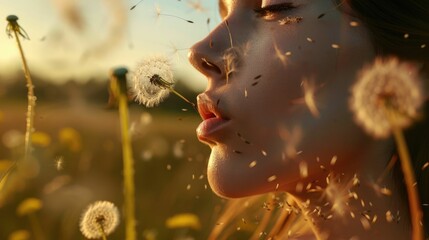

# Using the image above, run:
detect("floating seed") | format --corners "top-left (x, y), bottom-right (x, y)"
top-left (422, 162), bottom-right (429, 170)
top-left (249, 161), bottom-right (257, 168)
top-left (331, 44), bottom-right (340, 49)
top-left (306, 37), bottom-right (314, 43)
top-left (349, 21), bottom-right (359, 27)
top-left (267, 175), bottom-right (277, 182)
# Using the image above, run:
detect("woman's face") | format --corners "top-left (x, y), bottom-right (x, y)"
top-left (189, 0), bottom-right (376, 198)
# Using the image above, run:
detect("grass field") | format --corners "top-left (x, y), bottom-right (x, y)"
top-left (0, 101), bottom-right (223, 240)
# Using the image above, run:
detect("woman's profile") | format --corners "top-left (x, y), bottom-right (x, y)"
top-left (188, 0), bottom-right (428, 239)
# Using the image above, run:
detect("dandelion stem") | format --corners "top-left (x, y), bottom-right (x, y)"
top-left (289, 195), bottom-right (325, 240)
top-left (112, 68), bottom-right (137, 240)
top-left (391, 126), bottom-right (423, 240)
top-left (96, 222), bottom-right (108, 240)
top-left (167, 87), bottom-right (196, 108)
top-left (11, 23), bottom-right (36, 163)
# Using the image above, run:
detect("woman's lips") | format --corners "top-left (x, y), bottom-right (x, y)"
top-left (196, 117), bottom-right (230, 144)
top-left (196, 94), bottom-right (230, 144)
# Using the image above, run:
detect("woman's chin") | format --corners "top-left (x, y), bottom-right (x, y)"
top-left (206, 146), bottom-right (276, 198)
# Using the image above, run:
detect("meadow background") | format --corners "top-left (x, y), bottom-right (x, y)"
top-left (0, 0), bottom-right (227, 239)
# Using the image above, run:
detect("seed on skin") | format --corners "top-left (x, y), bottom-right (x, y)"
top-left (186, 184), bottom-right (191, 190)
top-left (254, 74), bottom-right (262, 79)
top-left (299, 161), bottom-right (308, 178)
top-left (285, 51), bottom-right (292, 56)
top-left (233, 150), bottom-right (242, 154)
top-left (199, 174), bottom-right (204, 179)
top-left (317, 13), bottom-right (325, 19)
top-left (330, 155), bottom-right (338, 165)
top-left (386, 211), bottom-right (394, 222)
top-left (204, 184), bottom-right (207, 189)
top-left (275, 183), bottom-right (280, 191)
top-left (380, 187), bottom-right (392, 196)
top-left (372, 215), bottom-right (378, 223)
top-left (252, 81), bottom-right (259, 86)
top-left (361, 200), bottom-right (365, 207)
top-left (244, 88), bottom-right (248, 98)
top-left (349, 21), bottom-right (359, 27)
top-left (296, 182), bottom-right (304, 192)
top-left (360, 217), bottom-right (371, 230)
top-left (249, 161), bottom-right (257, 168)
top-left (422, 162), bottom-right (429, 170)
top-left (350, 212), bottom-right (356, 218)
top-left (166, 164), bottom-right (172, 170)
top-left (181, 108), bottom-right (188, 111)
top-left (242, 218), bottom-right (247, 224)
top-left (261, 150), bottom-right (267, 156)
top-left (216, 99), bottom-right (220, 107)
top-left (267, 175), bottom-right (277, 182)
top-left (306, 37), bottom-right (314, 43)
top-left (331, 44), bottom-right (340, 49)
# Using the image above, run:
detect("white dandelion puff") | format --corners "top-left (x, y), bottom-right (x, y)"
top-left (350, 57), bottom-right (424, 138)
top-left (79, 201), bottom-right (120, 239)
top-left (131, 55), bottom-right (174, 107)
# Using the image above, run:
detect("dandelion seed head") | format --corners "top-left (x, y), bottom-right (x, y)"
top-left (131, 55), bottom-right (174, 107)
top-left (79, 201), bottom-right (119, 239)
top-left (350, 57), bottom-right (424, 138)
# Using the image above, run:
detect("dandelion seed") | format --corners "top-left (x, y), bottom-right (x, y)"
top-left (267, 175), bottom-right (277, 182)
top-left (421, 44), bottom-right (426, 48)
top-left (299, 161), bottom-right (308, 178)
top-left (301, 77), bottom-right (320, 117)
top-left (380, 187), bottom-right (392, 196)
top-left (261, 150), bottom-right (267, 156)
top-left (130, 0), bottom-right (144, 10)
top-left (155, 5), bottom-right (193, 23)
top-left (132, 55), bottom-right (194, 107)
top-left (306, 37), bottom-right (314, 43)
top-left (422, 162), bottom-right (429, 170)
top-left (372, 215), bottom-right (378, 223)
top-left (233, 150), bottom-right (242, 154)
top-left (274, 42), bottom-right (289, 65)
top-left (249, 161), bottom-right (257, 168)
top-left (350, 57), bottom-right (424, 138)
top-left (244, 88), bottom-right (248, 98)
top-left (55, 156), bottom-right (64, 171)
top-left (330, 156), bottom-right (338, 166)
top-left (331, 44), bottom-right (340, 49)
top-left (223, 47), bottom-right (241, 83)
top-left (296, 182), bottom-right (304, 192)
top-left (350, 211), bottom-right (356, 218)
top-left (404, 33), bottom-right (409, 39)
top-left (166, 164), bottom-right (172, 170)
top-left (349, 21), bottom-right (359, 27)
top-left (360, 217), bottom-right (371, 230)
top-left (252, 81), bottom-right (259, 86)
top-left (80, 201), bottom-right (119, 239)
top-left (254, 74), bottom-right (262, 79)
top-left (386, 210), bottom-right (394, 222)
top-left (186, 184), bottom-right (191, 190)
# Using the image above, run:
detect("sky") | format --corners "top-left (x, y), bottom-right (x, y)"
top-left (0, 0), bottom-right (221, 91)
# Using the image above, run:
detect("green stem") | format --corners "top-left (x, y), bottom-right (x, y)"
top-left (118, 87), bottom-right (136, 240)
top-left (167, 87), bottom-right (195, 108)
top-left (13, 29), bottom-right (35, 163)
top-left (96, 222), bottom-right (108, 240)
top-left (28, 212), bottom-right (44, 240)
top-left (391, 126), bottom-right (423, 240)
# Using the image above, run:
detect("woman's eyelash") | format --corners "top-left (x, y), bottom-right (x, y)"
top-left (254, 3), bottom-right (297, 17)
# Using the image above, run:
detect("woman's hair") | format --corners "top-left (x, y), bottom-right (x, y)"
top-left (344, 0), bottom-right (429, 236)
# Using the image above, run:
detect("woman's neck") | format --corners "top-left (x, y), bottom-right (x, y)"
top-left (292, 141), bottom-right (411, 239)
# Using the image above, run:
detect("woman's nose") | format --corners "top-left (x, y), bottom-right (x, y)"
top-left (188, 20), bottom-right (234, 80)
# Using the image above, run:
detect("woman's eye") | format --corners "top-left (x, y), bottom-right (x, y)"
top-left (254, 2), bottom-right (297, 19)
